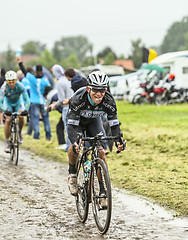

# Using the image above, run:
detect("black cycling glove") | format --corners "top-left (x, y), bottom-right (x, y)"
top-left (4, 110), bottom-right (12, 116)
top-left (21, 110), bottom-right (28, 116)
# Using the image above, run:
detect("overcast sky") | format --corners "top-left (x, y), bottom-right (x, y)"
top-left (0, 0), bottom-right (188, 57)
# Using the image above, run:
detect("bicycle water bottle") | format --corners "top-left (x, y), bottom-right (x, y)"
top-left (84, 159), bottom-right (91, 178)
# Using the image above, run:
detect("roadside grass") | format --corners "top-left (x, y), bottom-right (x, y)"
top-left (0, 102), bottom-right (187, 216)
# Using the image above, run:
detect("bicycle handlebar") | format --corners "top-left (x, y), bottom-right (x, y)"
top-left (4, 110), bottom-right (28, 117)
top-left (76, 132), bottom-right (126, 153)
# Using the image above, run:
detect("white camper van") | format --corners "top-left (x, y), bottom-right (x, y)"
top-left (150, 50), bottom-right (188, 88)
top-left (80, 64), bottom-right (124, 77)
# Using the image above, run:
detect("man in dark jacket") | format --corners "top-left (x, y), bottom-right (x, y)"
top-left (64, 68), bottom-right (87, 93)
top-left (0, 68), bottom-right (6, 87)
top-left (0, 68), bottom-right (6, 125)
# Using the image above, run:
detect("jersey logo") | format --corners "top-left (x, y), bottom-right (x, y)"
top-left (103, 102), bottom-right (115, 111)
top-left (108, 119), bottom-right (119, 127)
top-left (80, 110), bottom-right (105, 118)
top-left (67, 119), bottom-right (80, 126)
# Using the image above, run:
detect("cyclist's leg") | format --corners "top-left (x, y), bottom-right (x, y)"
top-left (67, 124), bottom-right (83, 170)
top-left (67, 124), bottom-right (83, 195)
top-left (4, 100), bottom-right (12, 138)
top-left (15, 99), bottom-right (25, 140)
top-left (3, 100), bottom-right (12, 152)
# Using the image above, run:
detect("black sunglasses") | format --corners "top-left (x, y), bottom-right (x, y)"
top-left (90, 87), bottom-right (107, 93)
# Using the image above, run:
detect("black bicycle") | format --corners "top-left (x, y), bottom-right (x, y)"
top-left (5, 110), bottom-right (28, 165)
top-left (9, 112), bottom-right (22, 165)
top-left (75, 132), bottom-right (125, 234)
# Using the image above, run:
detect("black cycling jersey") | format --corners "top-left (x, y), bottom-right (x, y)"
top-left (67, 87), bottom-right (121, 143)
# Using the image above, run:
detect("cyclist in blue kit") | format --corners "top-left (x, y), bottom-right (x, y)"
top-left (0, 71), bottom-right (30, 152)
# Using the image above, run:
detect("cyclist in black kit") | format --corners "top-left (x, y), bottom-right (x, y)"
top-left (67, 71), bottom-right (125, 196)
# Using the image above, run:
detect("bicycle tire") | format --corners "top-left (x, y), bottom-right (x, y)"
top-left (10, 123), bottom-right (19, 165)
top-left (91, 157), bottom-right (112, 234)
top-left (76, 153), bottom-right (89, 223)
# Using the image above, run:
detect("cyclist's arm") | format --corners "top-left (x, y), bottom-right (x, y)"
top-left (0, 96), bottom-right (4, 111)
top-left (108, 115), bottom-right (125, 151)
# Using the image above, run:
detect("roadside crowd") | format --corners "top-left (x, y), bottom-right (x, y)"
top-left (0, 56), bottom-right (87, 152)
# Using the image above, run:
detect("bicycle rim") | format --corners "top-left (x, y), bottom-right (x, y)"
top-left (91, 158), bottom-right (112, 234)
top-left (76, 154), bottom-right (89, 223)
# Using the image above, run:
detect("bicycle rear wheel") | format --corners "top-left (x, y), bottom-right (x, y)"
top-left (76, 154), bottom-right (89, 223)
top-left (91, 157), bottom-right (112, 234)
top-left (10, 124), bottom-right (19, 165)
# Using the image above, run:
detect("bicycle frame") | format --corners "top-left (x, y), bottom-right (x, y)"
top-left (76, 133), bottom-right (124, 234)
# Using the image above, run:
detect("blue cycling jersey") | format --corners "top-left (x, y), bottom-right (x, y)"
top-left (0, 81), bottom-right (30, 111)
top-left (26, 72), bottom-right (50, 104)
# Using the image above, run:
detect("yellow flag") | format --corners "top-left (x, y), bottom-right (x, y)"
top-left (148, 48), bottom-right (158, 63)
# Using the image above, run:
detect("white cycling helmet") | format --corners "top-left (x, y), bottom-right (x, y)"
top-left (87, 71), bottom-right (109, 88)
top-left (5, 70), bottom-right (17, 81)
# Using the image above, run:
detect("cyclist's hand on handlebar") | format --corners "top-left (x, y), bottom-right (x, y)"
top-left (21, 110), bottom-right (28, 116)
top-left (73, 142), bottom-right (80, 154)
top-left (4, 110), bottom-right (12, 116)
top-left (116, 140), bottom-right (126, 152)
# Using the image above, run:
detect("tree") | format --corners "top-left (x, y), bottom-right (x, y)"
top-left (21, 41), bottom-right (46, 55)
top-left (52, 35), bottom-right (93, 63)
top-left (1, 45), bottom-right (16, 70)
top-left (128, 39), bottom-right (143, 69)
top-left (160, 16), bottom-right (188, 53)
top-left (179, 32), bottom-right (188, 51)
top-left (81, 56), bottom-right (95, 67)
top-left (103, 52), bottom-right (116, 65)
top-left (60, 54), bottom-right (80, 69)
top-left (97, 47), bottom-right (117, 60)
top-left (27, 49), bottom-right (56, 71)
top-left (38, 49), bottom-right (57, 70)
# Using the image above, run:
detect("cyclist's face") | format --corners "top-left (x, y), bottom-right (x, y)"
top-left (7, 80), bottom-right (17, 89)
top-left (87, 86), bottom-right (107, 104)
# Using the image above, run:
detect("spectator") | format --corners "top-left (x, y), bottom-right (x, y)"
top-left (0, 68), bottom-right (6, 125)
top-left (17, 70), bottom-right (31, 129)
top-left (43, 86), bottom-right (66, 149)
top-left (16, 56), bottom-right (52, 140)
top-left (17, 70), bottom-right (30, 97)
top-left (50, 64), bottom-right (74, 151)
top-left (0, 68), bottom-right (6, 87)
top-left (33, 66), bottom-right (54, 88)
top-left (64, 67), bottom-right (87, 92)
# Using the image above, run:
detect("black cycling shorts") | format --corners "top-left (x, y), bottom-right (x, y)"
top-left (68, 117), bottom-right (106, 148)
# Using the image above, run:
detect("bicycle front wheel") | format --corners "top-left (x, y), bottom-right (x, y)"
top-left (10, 124), bottom-right (19, 165)
top-left (76, 153), bottom-right (89, 223)
top-left (91, 157), bottom-right (112, 235)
